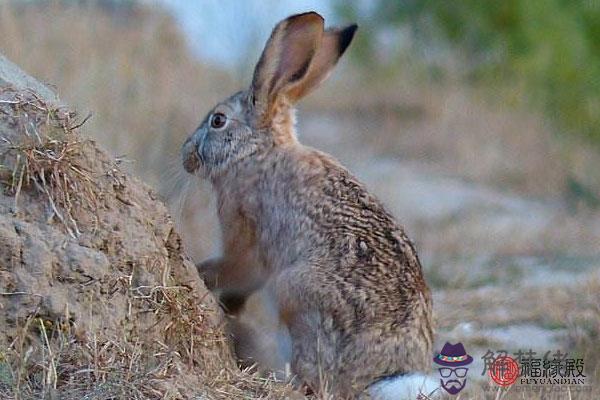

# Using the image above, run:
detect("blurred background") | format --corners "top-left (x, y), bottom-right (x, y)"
top-left (1, 0), bottom-right (599, 392)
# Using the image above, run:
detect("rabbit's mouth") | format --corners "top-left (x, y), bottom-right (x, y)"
top-left (183, 151), bottom-right (200, 173)
top-left (181, 136), bottom-right (201, 173)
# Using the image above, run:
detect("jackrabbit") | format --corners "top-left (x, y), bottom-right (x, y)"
top-left (181, 12), bottom-right (433, 398)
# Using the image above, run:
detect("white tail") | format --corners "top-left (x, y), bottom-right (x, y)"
top-left (368, 373), bottom-right (440, 400)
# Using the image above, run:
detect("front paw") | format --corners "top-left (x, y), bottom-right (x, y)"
top-left (219, 292), bottom-right (248, 314)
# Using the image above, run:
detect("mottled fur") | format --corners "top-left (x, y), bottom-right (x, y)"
top-left (181, 12), bottom-right (433, 399)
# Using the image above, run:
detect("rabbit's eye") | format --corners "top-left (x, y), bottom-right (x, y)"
top-left (210, 112), bottom-right (227, 129)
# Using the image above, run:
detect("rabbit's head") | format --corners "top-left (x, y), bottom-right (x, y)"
top-left (182, 12), bottom-right (356, 179)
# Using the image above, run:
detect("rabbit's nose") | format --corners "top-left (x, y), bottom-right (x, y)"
top-left (182, 136), bottom-right (200, 173)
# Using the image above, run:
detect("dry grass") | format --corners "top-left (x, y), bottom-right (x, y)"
top-left (565, 277), bottom-right (600, 390)
top-left (0, 86), bottom-right (96, 237)
top-left (431, 276), bottom-right (600, 400)
top-left (0, 277), bottom-right (294, 400)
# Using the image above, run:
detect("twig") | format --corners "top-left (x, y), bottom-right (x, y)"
top-left (38, 318), bottom-right (58, 390)
top-left (0, 291), bottom-right (43, 298)
top-left (69, 112), bottom-right (93, 131)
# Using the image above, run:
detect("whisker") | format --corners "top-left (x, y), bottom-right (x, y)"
top-left (159, 155), bottom-right (218, 261)
top-left (160, 156), bottom-right (191, 223)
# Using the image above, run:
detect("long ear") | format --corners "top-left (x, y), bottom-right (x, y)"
top-left (286, 24), bottom-right (357, 102)
top-left (251, 12), bottom-right (324, 124)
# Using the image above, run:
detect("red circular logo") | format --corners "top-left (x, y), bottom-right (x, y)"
top-left (489, 356), bottom-right (519, 386)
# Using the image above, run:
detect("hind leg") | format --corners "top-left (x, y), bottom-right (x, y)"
top-left (275, 265), bottom-right (433, 399)
top-left (275, 266), bottom-right (364, 398)
top-left (285, 308), bottom-right (356, 397)
top-left (286, 315), bottom-right (431, 399)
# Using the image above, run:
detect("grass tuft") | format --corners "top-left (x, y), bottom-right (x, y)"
top-left (0, 86), bottom-right (96, 238)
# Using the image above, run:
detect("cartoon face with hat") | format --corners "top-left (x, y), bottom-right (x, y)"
top-left (433, 342), bottom-right (473, 395)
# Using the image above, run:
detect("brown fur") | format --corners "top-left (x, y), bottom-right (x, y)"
top-left (181, 12), bottom-right (433, 399)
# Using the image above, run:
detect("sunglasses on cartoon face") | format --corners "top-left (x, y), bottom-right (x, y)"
top-left (439, 367), bottom-right (468, 378)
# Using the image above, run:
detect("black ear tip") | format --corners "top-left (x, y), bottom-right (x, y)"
top-left (339, 24), bottom-right (358, 53)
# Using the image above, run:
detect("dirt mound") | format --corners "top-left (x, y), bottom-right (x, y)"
top-left (0, 55), bottom-right (289, 399)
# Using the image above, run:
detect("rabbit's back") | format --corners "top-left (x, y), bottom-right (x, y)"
top-left (251, 146), bottom-right (431, 326)
top-left (233, 146), bottom-right (434, 395)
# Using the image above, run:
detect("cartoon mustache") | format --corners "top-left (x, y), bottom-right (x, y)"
top-left (444, 379), bottom-right (463, 388)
